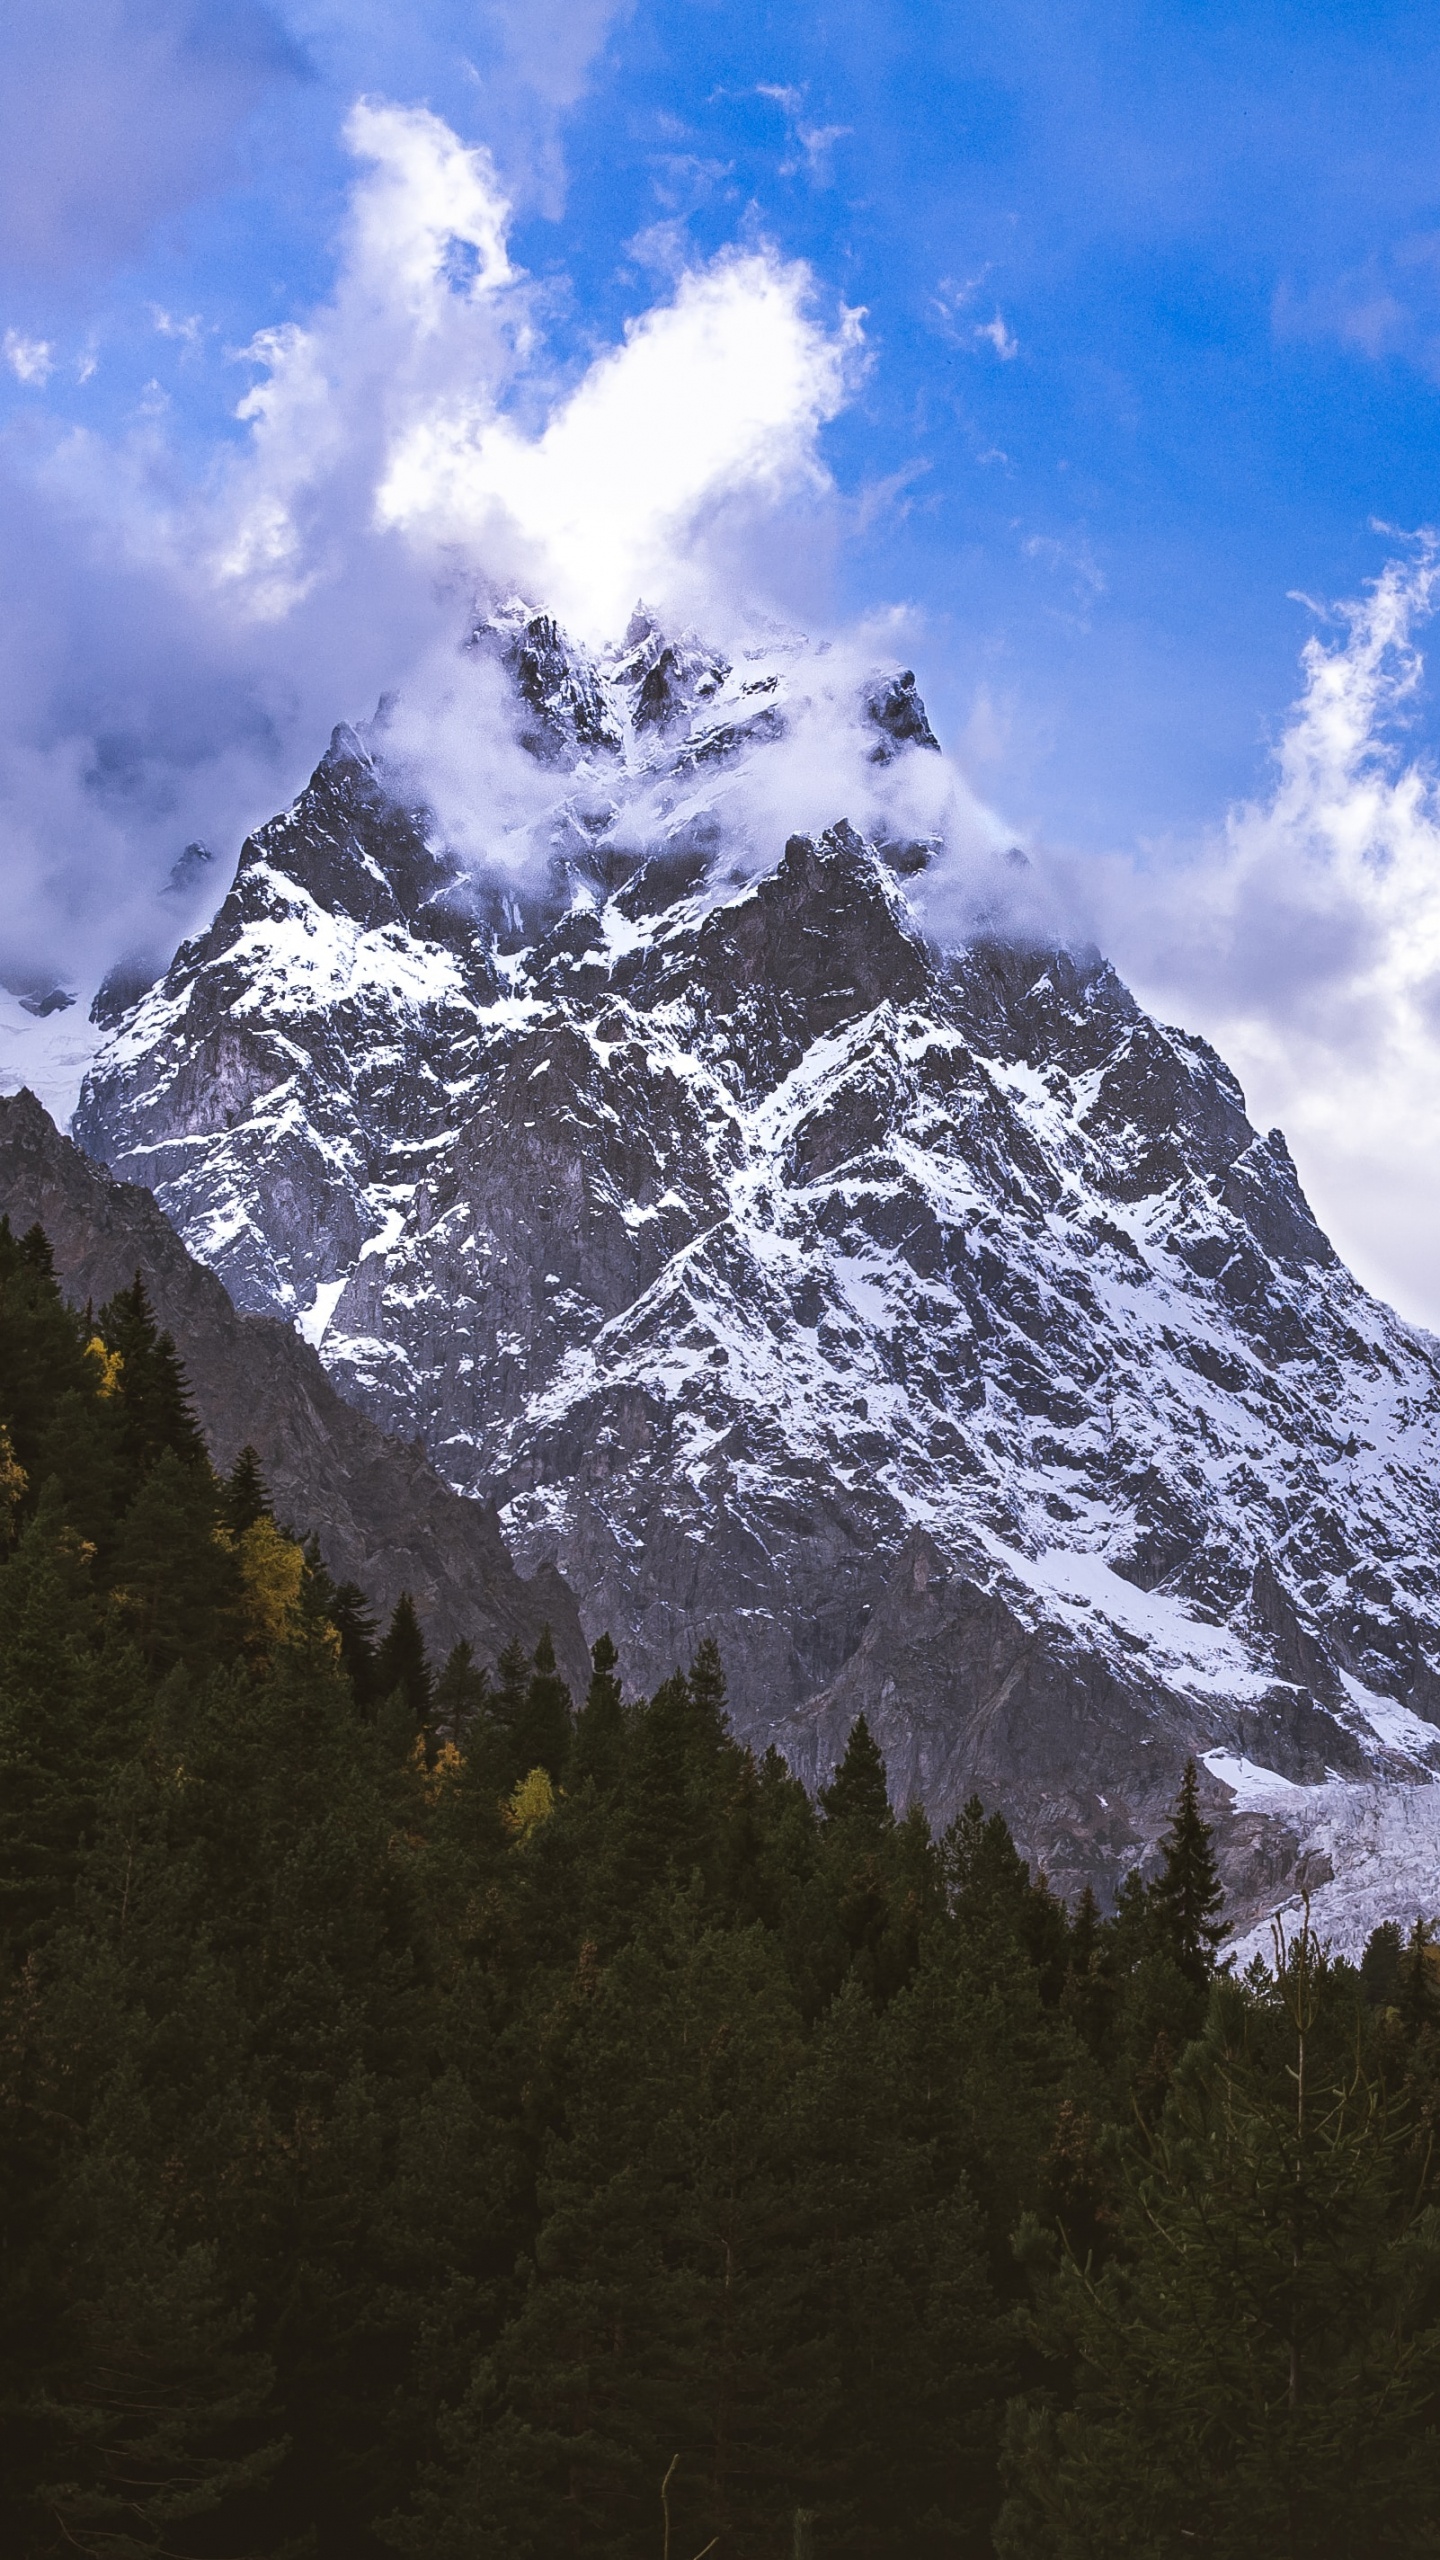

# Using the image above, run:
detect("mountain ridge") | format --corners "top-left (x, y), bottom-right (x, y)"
top-left (68, 603), bottom-right (1440, 1930)
top-left (0, 1085), bottom-right (588, 1692)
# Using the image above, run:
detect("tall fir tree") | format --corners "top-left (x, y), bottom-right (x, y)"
top-left (819, 1715), bottom-right (892, 1841)
top-left (97, 1272), bottom-right (208, 1478)
top-left (374, 1591), bottom-right (433, 1738)
top-left (507, 1627), bottom-right (572, 1783)
top-left (221, 1442), bottom-right (272, 1535)
top-left (1149, 1757), bottom-right (1225, 1986)
top-left (568, 1631), bottom-right (626, 1791)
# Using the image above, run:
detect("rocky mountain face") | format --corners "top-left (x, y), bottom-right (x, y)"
top-left (72, 603), bottom-right (1440, 1928)
top-left (0, 1088), bottom-right (586, 1689)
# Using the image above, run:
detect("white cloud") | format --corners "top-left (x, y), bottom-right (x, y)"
top-left (4, 328), bottom-right (56, 385)
top-left (479, 0), bottom-right (635, 114)
top-left (377, 250), bottom-right (862, 639)
top-left (755, 84), bottom-right (851, 182)
top-left (1097, 537), bottom-right (1440, 1327)
top-left (0, 93), bottom-right (866, 992)
top-left (57, 95), bottom-right (859, 641)
top-left (150, 305), bottom-right (205, 346)
top-left (975, 312), bottom-right (1018, 360)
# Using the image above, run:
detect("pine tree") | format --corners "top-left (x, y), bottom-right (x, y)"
top-left (431, 1639), bottom-right (491, 1747)
top-left (568, 1630), bottom-right (626, 1791)
top-left (0, 1216), bottom-right (94, 1478)
top-left (484, 1637), bottom-right (532, 1793)
top-left (400, 1907), bottom-right (819, 2560)
top-left (107, 1447), bottom-right (239, 1671)
top-left (820, 1715), bottom-right (892, 1840)
top-left (942, 1795), bottom-right (1031, 1932)
top-left (1361, 1920), bottom-right (1406, 2009)
top-left (1149, 1758), bottom-right (1225, 1986)
top-left (374, 1592), bottom-right (433, 1737)
top-left (687, 1633), bottom-right (730, 1750)
top-left (999, 1936), bottom-right (1440, 2556)
top-left (0, 1485), bottom-right (107, 1965)
top-left (97, 1273), bottom-right (208, 1479)
top-left (26, 2149), bottom-right (284, 2560)
top-left (508, 1627), bottom-right (572, 1783)
top-left (221, 1443), bottom-right (272, 1535)
top-left (324, 1575), bottom-right (380, 1706)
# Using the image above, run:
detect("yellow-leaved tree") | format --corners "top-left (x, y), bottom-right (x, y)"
top-left (233, 1514), bottom-right (307, 1654)
top-left (502, 1766), bottom-right (557, 1843)
top-left (0, 1424), bottom-right (26, 1543)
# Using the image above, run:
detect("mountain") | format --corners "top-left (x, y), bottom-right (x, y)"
top-left (71, 602), bottom-right (1440, 1930)
top-left (0, 1086), bottom-right (587, 1689)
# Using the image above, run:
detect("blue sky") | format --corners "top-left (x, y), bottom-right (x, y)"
top-left (5, 0), bottom-right (1440, 1315)
top-left (9, 0), bottom-right (1440, 843)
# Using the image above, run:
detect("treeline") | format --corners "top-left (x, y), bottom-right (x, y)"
top-left (1, 1212), bottom-right (1439, 2559)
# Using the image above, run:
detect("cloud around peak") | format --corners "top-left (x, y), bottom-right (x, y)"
top-left (0, 93), bottom-right (865, 990)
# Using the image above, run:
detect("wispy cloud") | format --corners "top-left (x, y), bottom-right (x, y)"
top-left (150, 305), bottom-right (206, 348)
top-left (931, 273), bottom-right (1018, 360)
top-left (1094, 536), bottom-right (1440, 1323)
top-left (974, 312), bottom-right (1018, 360)
top-left (755, 84), bottom-right (851, 183)
top-left (1274, 234), bottom-right (1440, 381)
top-left (3, 329), bottom-right (55, 385)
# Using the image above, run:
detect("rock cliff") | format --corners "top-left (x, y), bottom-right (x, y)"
top-left (0, 1087), bottom-right (587, 1690)
top-left (70, 603), bottom-right (1440, 1928)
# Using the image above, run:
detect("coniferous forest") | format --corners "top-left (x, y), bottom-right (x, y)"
top-left (4, 1211), bottom-right (1440, 2559)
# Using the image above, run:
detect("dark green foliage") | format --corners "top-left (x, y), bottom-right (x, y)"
top-left (508, 1624), bottom-right (571, 1782)
top-left (327, 1572), bottom-right (380, 1704)
top-left (374, 1590), bottom-right (433, 1737)
top-left (97, 1271), bottom-right (208, 1476)
top-left (109, 1446), bottom-right (240, 1671)
top-left (431, 1638), bottom-right (490, 1745)
top-left (0, 1216), bottom-right (96, 1474)
top-left (820, 1711), bottom-right (892, 1838)
top-left (2, 1222), bottom-right (1439, 2558)
top-left (221, 1441), bottom-right (272, 1534)
top-left (1148, 1755), bottom-right (1225, 1985)
top-left (567, 1629), bottom-right (624, 1790)
top-left (999, 1931), bottom-right (1440, 2556)
top-left (1362, 1918), bottom-right (1406, 2008)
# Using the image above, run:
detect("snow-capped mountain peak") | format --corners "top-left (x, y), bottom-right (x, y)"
top-left (71, 605), bottom-right (1440, 1941)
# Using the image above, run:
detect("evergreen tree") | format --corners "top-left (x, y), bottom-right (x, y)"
top-left (325, 1575), bottom-right (380, 1706)
top-left (568, 1631), bottom-right (626, 1791)
top-left (26, 2150), bottom-right (284, 2560)
top-left (221, 1442), bottom-right (272, 1535)
top-left (484, 1638), bottom-right (533, 1793)
top-left (687, 1633), bottom-right (731, 1751)
top-left (97, 1273), bottom-right (208, 1478)
top-left (1000, 1933), bottom-right (1440, 2557)
top-left (508, 1627), bottom-right (572, 1783)
top-left (943, 1794), bottom-right (1032, 1936)
top-left (0, 1215), bottom-right (94, 1478)
top-left (107, 1447), bottom-right (238, 1671)
top-left (374, 1592), bottom-right (433, 1737)
top-left (0, 1485), bottom-right (107, 1964)
top-left (431, 1639), bottom-right (491, 1746)
top-left (1361, 1919), bottom-right (1406, 2009)
top-left (1148, 1758), bottom-right (1225, 1986)
top-left (400, 1908), bottom-right (820, 2560)
top-left (820, 1714), bottom-right (892, 1839)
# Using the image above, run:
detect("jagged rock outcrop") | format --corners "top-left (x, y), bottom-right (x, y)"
top-left (69, 601), bottom-right (1440, 1926)
top-left (0, 1086), bottom-right (587, 1689)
